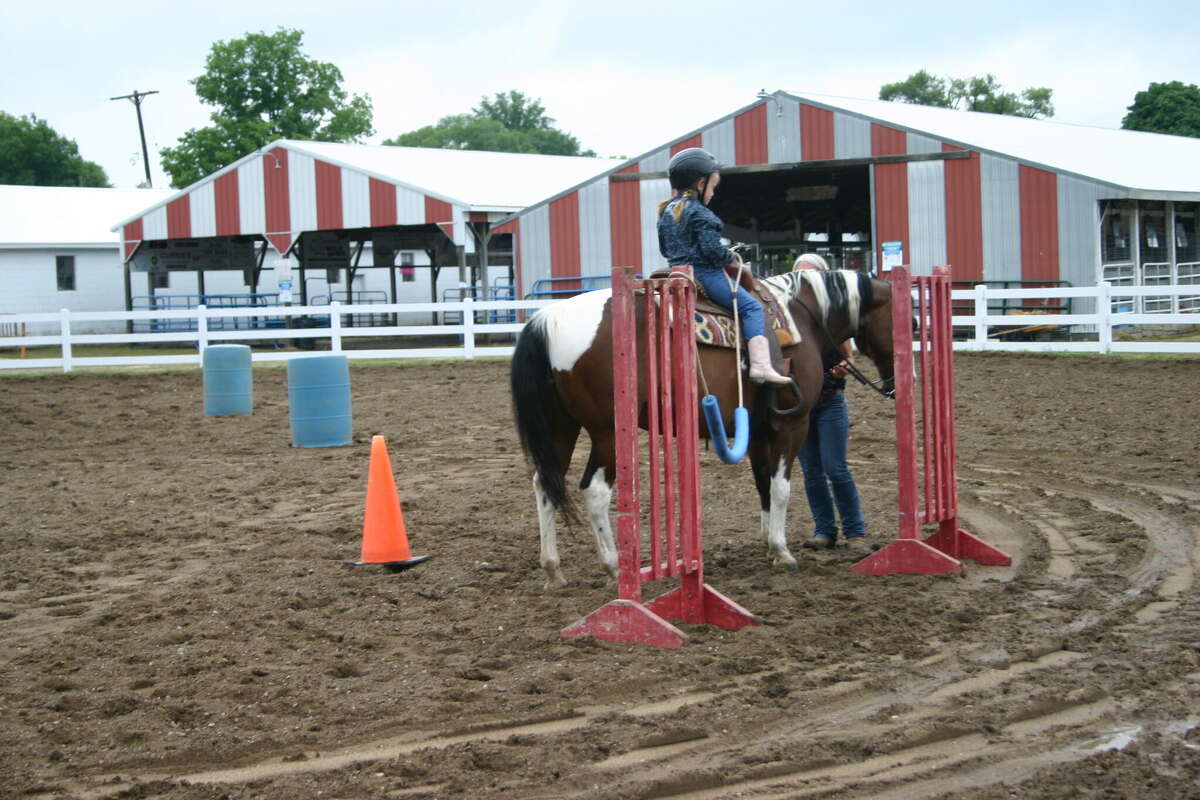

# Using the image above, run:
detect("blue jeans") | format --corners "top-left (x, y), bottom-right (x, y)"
top-left (798, 391), bottom-right (866, 540)
top-left (693, 267), bottom-right (766, 340)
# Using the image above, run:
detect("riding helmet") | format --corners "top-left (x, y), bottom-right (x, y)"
top-left (668, 147), bottom-right (720, 190)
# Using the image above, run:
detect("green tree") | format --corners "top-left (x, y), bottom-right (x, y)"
top-left (474, 90), bottom-right (552, 131)
top-left (1122, 81), bottom-right (1200, 138)
top-left (879, 69), bottom-right (952, 108)
top-left (0, 112), bottom-right (110, 186)
top-left (880, 71), bottom-right (1054, 119)
top-left (161, 28), bottom-right (373, 187)
top-left (385, 90), bottom-right (595, 156)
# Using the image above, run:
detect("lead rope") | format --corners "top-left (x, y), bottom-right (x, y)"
top-left (724, 257), bottom-right (746, 411)
top-left (794, 296), bottom-right (896, 400)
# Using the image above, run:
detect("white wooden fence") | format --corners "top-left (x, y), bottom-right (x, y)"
top-left (951, 283), bottom-right (1198, 354)
top-left (0, 284), bottom-right (1196, 373)
top-left (0, 299), bottom-right (552, 373)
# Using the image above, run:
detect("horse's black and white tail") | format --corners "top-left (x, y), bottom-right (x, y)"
top-left (510, 316), bottom-right (572, 512)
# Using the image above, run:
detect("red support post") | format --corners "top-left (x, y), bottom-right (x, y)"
top-left (853, 266), bottom-right (1011, 576)
top-left (562, 267), bottom-right (758, 646)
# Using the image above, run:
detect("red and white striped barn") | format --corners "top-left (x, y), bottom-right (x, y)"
top-left (497, 91), bottom-right (1200, 302)
top-left (112, 141), bottom-right (612, 303)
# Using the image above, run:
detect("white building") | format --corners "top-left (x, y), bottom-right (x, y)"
top-left (0, 185), bottom-right (174, 333)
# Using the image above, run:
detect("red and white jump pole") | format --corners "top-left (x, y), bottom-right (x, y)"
top-left (562, 266), bottom-right (758, 647)
top-left (853, 266), bottom-right (1011, 576)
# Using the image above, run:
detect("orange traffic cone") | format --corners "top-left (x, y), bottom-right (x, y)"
top-left (345, 435), bottom-right (430, 571)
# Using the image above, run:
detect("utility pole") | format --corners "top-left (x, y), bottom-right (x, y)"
top-left (110, 90), bottom-right (159, 187)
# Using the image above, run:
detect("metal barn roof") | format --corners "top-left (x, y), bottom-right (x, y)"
top-left (0, 185), bottom-right (174, 249)
top-left (289, 141), bottom-right (616, 211)
top-left (786, 92), bottom-right (1200, 196)
top-left (112, 139), bottom-right (615, 260)
top-left (114, 140), bottom-right (616, 227)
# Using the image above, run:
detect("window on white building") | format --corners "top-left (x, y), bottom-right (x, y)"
top-left (400, 252), bottom-right (415, 282)
top-left (150, 270), bottom-right (170, 290)
top-left (56, 255), bottom-right (75, 291)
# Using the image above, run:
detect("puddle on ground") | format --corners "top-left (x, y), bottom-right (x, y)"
top-left (1088, 724), bottom-right (1143, 752)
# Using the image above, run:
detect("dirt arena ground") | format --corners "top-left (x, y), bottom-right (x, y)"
top-left (1, 352), bottom-right (1198, 800)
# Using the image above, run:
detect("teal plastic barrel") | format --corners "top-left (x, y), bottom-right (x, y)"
top-left (203, 344), bottom-right (253, 416)
top-left (287, 355), bottom-right (352, 447)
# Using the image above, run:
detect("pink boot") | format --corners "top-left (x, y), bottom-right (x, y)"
top-left (747, 335), bottom-right (791, 385)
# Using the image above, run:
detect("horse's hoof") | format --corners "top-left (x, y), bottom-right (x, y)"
top-left (773, 554), bottom-right (799, 572)
top-left (542, 567), bottom-right (568, 591)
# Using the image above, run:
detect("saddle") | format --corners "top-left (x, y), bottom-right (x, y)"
top-left (648, 266), bottom-right (801, 352)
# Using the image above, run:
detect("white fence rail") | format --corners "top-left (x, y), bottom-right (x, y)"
top-left (0, 298), bottom-right (553, 372)
top-left (951, 283), bottom-right (1199, 354)
top-left (0, 283), bottom-right (1197, 373)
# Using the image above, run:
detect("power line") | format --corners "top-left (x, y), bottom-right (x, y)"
top-left (110, 90), bottom-right (159, 187)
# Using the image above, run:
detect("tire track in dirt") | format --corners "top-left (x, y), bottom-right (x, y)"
top-left (58, 475), bottom-right (1199, 800)
top-left (547, 476), bottom-right (1199, 800)
top-left (56, 678), bottom-right (755, 798)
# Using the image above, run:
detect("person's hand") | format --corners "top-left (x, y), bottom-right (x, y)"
top-left (829, 358), bottom-right (851, 379)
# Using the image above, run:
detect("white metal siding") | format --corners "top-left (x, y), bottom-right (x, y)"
top-left (702, 119), bottom-right (736, 167)
top-left (341, 169), bottom-right (370, 229)
top-left (0, 248), bottom-right (128, 333)
top-left (767, 95), bottom-right (801, 163)
top-left (396, 185), bottom-right (424, 225)
top-left (578, 178), bottom-right (612, 273)
top-left (639, 147), bottom-right (669, 174)
top-left (1059, 176), bottom-right (1122, 310)
top-left (834, 113), bottom-right (871, 159)
top-left (189, 182), bottom-right (216, 238)
top-left (907, 160), bottom-right (947, 275)
top-left (142, 206), bottom-right (167, 240)
top-left (906, 132), bottom-right (942, 155)
top-left (521, 204), bottom-right (552, 288)
top-left (288, 151), bottom-right (317, 233)
top-left (640, 178), bottom-right (670, 273)
top-left (237, 161), bottom-right (266, 236)
top-left (980, 154), bottom-right (1022, 282)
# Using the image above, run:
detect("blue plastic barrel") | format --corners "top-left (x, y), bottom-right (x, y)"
top-left (202, 344), bottom-right (253, 416)
top-left (287, 355), bottom-right (352, 447)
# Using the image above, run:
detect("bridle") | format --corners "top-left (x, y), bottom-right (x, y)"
top-left (793, 296), bottom-right (896, 400)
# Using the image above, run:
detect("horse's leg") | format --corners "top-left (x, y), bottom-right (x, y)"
top-left (580, 429), bottom-right (619, 579)
top-left (750, 427), bottom-right (802, 571)
top-left (534, 422), bottom-right (581, 590)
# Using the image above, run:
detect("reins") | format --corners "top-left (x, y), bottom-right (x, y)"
top-left (792, 295), bottom-right (896, 400)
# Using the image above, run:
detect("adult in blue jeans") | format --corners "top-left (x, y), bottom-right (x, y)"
top-left (793, 254), bottom-right (872, 553)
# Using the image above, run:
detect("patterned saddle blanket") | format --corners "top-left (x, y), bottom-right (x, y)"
top-left (693, 279), bottom-right (801, 351)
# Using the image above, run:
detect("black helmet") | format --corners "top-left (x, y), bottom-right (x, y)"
top-left (668, 147), bottom-right (720, 191)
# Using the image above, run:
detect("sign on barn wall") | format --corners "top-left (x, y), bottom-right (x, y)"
top-left (372, 230), bottom-right (400, 267)
top-left (301, 232), bottom-right (350, 268)
top-left (131, 239), bottom-right (257, 272)
top-left (882, 240), bottom-right (904, 272)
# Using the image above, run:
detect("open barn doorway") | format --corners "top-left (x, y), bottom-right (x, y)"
top-left (709, 165), bottom-right (872, 275)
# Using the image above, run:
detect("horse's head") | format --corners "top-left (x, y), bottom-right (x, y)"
top-left (768, 270), bottom-right (896, 398)
top-left (851, 276), bottom-right (897, 398)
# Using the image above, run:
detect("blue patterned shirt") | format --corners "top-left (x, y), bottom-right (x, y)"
top-left (657, 196), bottom-right (733, 274)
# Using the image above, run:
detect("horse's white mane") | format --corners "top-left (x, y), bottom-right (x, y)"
top-left (763, 270), bottom-right (862, 330)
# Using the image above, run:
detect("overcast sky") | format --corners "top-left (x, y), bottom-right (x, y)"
top-left (4, 0), bottom-right (1198, 190)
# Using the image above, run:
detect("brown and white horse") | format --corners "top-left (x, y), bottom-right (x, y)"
top-left (510, 269), bottom-right (896, 588)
